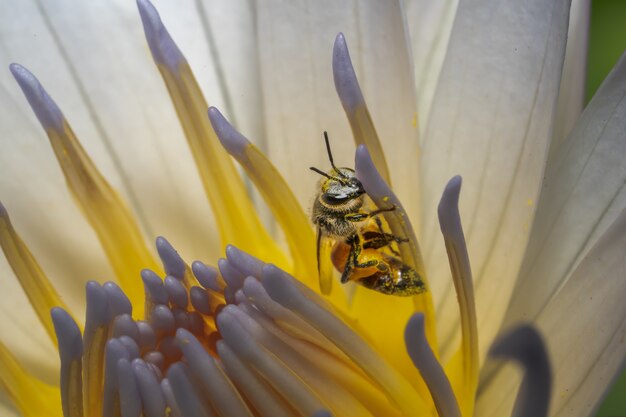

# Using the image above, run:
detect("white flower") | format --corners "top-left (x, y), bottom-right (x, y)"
top-left (0, 0), bottom-right (623, 416)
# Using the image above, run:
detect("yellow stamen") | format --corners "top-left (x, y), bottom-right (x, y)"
top-left (82, 326), bottom-right (107, 417)
top-left (0, 204), bottom-right (70, 343)
top-left (333, 33), bottom-right (391, 185)
top-left (349, 104), bottom-right (391, 184)
top-left (46, 121), bottom-right (158, 319)
top-left (154, 60), bottom-right (289, 270)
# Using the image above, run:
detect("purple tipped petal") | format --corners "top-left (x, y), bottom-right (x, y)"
top-left (167, 362), bottom-right (212, 417)
top-left (438, 176), bottom-right (463, 237)
top-left (51, 307), bottom-right (83, 363)
top-left (112, 315), bottom-right (140, 342)
top-left (208, 107), bottom-right (249, 159)
top-left (117, 358), bottom-right (142, 417)
top-left (103, 281), bottom-right (132, 319)
top-left (51, 307), bottom-right (84, 417)
top-left (489, 325), bottom-right (551, 417)
top-left (150, 305), bottom-right (175, 336)
top-left (332, 33), bottom-right (365, 113)
top-left (141, 269), bottom-right (169, 305)
top-left (189, 286), bottom-right (212, 315)
top-left (176, 328), bottom-right (253, 416)
top-left (218, 258), bottom-right (245, 290)
top-left (10, 63), bottom-right (64, 131)
top-left (225, 245), bottom-right (265, 279)
top-left (355, 145), bottom-right (422, 272)
top-left (85, 281), bottom-right (110, 330)
top-left (155, 236), bottom-right (186, 279)
top-left (136, 320), bottom-right (157, 351)
top-left (405, 313), bottom-right (461, 417)
top-left (160, 379), bottom-right (181, 417)
top-left (191, 261), bottom-right (221, 291)
top-left (132, 359), bottom-right (167, 417)
top-left (164, 276), bottom-right (189, 308)
top-left (103, 339), bottom-right (131, 417)
top-left (136, 0), bottom-right (185, 70)
top-left (118, 335), bottom-right (141, 359)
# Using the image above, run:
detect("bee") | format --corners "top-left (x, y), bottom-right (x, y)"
top-left (310, 132), bottom-right (425, 296)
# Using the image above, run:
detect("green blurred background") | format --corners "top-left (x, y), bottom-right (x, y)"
top-left (589, 2), bottom-right (626, 416)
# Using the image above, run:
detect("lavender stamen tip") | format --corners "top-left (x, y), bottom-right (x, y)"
top-left (136, 0), bottom-right (184, 70)
top-left (10, 63), bottom-right (64, 132)
top-left (208, 107), bottom-right (249, 158)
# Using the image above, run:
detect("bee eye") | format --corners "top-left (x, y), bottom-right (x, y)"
top-left (323, 193), bottom-right (349, 205)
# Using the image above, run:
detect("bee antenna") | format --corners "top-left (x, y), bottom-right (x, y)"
top-left (309, 166), bottom-right (334, 180)
top-left (323, 131), bottom-right (348, 178)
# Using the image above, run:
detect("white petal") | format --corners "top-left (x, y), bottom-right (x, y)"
top-left (403, 0), bottom-right (459, 136)
top-left (420, 0), bottom-right (572, 359)
top-left (477, 208), bottom-right (626, 417)
top-left (501, 51), bottom-right (626, 337)
top-left (549, 0), bottom-right (591, 157)
top-left (255, 0), bottom-right (421, 222)
top-left (0, 0), bottom-right (241, 266)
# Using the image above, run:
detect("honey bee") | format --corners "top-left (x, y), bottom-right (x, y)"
top-left (310, 132), bottom-right (425, 296)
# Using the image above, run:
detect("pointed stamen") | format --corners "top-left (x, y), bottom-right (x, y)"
top-left (208, 107), bottom-right (318, 282)
top-left (262, 264), bottom-right (429, 416)
top-left (189, 287), bottom-right (212, 315)
top-left (333, 34), bottom-right (390, 183)
top-left (241, 277), bottom-right (343, 357)
top-left (218, 258), bottom-right (246, 290)
top-left (405, 313), bottom-right (461, 417)
top-left (10, 64), bottom-right (158, 316)
top-left (131, 359), bottom-right (167, 417)
top-left (142, 269), bottom-right (169, 313)
top-left (191, 261), bottom-right (224, 292)
top-left (135, 0), bottom-right (185, 70)
top-left (355, 145), bottom-right (436, 344)
top-left (160, 379), bottom-right (182, 417)
top-left (117, 358), bottom-right (142, 417)
top-left (83, 282), bottom-right (111, 416)
top-left (102, 339), bottom-right (130, 417)
top-left (137, 321), bottom-right (157, 352)
top-left (224, 245), bottom-right (265, 278)
top-left (166, 362), bottom-right (214, 417)
top-left (164, 276), bottom-right (189, 309)
top-left (51, 308), bottom-right (83, 417)
top-left (237, 300), bottom-right (402, 416)
top-left (111, 315), bottom-right (140, 343)
top-left (137, 1), bottom-right (285, 265)
top-left (155, 237), bottom-right (186, 281)
top-left (103, 282), bottom-right (133, 319)
top-left (216, 309), bottom-right (326, 415)
top-left (216, 341), bottom-right (293, 417)
top-left (438, 176), bottom-right (479, 416)
top-left (175, 329), bottom-right (253, 416)
top-left (226, 304), bottom-right (371, 416)
top-left (0, 202), bottom-right (69, 343)
top-left (489, 325), bottom-right (551, 417)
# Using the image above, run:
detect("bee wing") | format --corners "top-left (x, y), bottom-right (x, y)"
top-left (316, 227), bottom-right (335, 295)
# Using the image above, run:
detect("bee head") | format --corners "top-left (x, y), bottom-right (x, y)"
top-left (310, 132), bottom-right (365, 206)
top-left (318, 167), bottom-right (364, 205)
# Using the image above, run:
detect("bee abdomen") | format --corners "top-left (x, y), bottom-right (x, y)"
top-left (359, 262), bottom-right (426, 296)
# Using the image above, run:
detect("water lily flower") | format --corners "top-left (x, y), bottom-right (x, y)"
top-left (0, 0), bottom-right (624, 416)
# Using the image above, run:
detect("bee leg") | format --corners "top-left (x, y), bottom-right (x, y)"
top-left (341, 236), bottom-right (359, 283)
top-left (343, 205), bottom-right (397, 223)
top-left (368, 205), bottom-right (397, 217)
